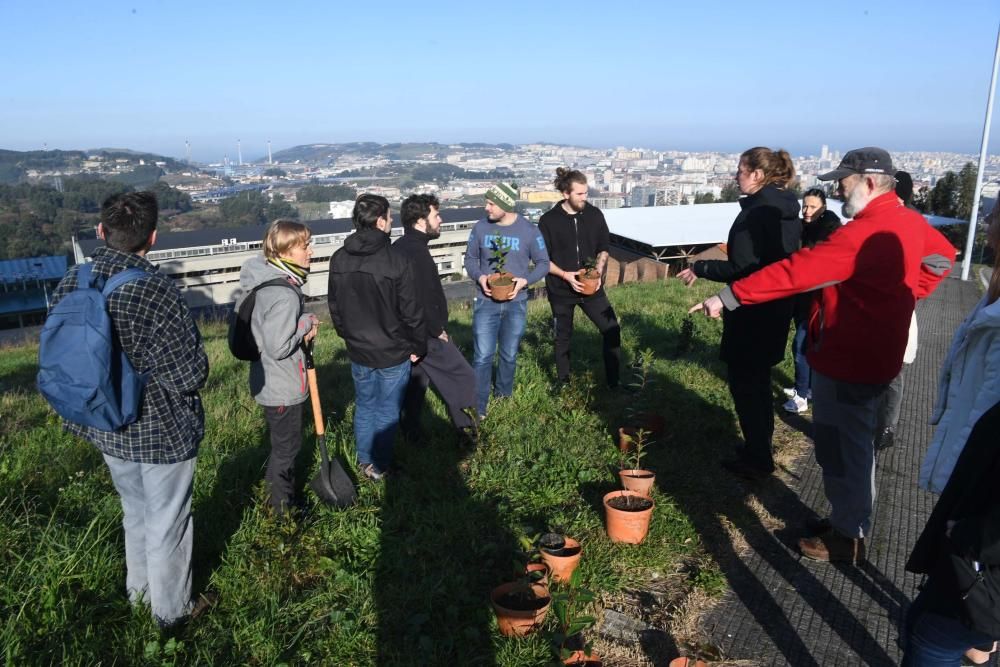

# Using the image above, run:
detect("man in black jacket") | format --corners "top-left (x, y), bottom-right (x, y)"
top-left (392, 194), bottom-right (477, 443)
top-left (328, 194), bottom-right (426, 481)
top-left (538, 168), bottom-right (621, 388)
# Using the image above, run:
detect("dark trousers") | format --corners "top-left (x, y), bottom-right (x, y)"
top-left (727, 362), bottom-right (775, 471)
top-left (402, 336), bottom-right (477, 434)
top-left (550, 293), bottom-right (621, 387)
top-left (262, 403), bottom-right (303, 515)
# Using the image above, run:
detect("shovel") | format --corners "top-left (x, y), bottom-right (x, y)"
top-left (303, 341), bottom-right (357, 508)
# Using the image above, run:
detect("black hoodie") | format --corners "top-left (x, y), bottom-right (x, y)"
top-left (692, 184), bottom-right (801, 365)
top-left (328, 227), bottom-right (426, 368)
top-left (391, 226), bottom-right (449, 338)
top-left (538, 201), bottom-right (611, 302)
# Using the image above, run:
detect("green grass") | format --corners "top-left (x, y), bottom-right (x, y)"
top-left (0, 280), bottom-right (800, 665)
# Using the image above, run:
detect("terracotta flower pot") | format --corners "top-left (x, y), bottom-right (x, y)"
top-left (577, 269), bottom-right (600, 295)
top-left (619, 468), bottom-right (655, 495)
top-left (488, 272), bottom-right (516, 301)
top-left (564, 649), bottom-right (603, 665)
top-left (539, 536), bottom-right (582, 583)
top-left (603, 490), bottom-right (654, 544)
top-left (525, 562), bottom-right (550, 587)
top-left (490, 581), bottom-right (551, 637)
top-left (618, 427), bottom-right (637, 453)
top-left (668, 659), bottom-right (707, 667)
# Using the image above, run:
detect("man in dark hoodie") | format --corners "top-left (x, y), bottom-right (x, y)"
top-left (328, 194), bottom-right (426, 481)
top-left (393, 194), bottom-right (477, 443)
top-left (538, 167), bottom-right (621, 388)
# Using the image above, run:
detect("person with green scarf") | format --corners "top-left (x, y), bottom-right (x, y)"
top-left (236, 219), bottom-right (319, 516)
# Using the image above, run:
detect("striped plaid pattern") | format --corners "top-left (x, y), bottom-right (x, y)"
top-left (49, 247), bottom-right (209, 464)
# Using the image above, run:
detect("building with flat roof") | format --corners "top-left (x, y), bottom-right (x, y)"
top-left (0, 255), bottom-right (67, 329)
top-left (74, 209), bottom-right (484, 309)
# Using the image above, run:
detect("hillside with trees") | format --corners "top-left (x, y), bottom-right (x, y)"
top-left (0, 179), bottom-right (192, 260)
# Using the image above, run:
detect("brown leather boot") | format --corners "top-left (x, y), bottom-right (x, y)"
top-left (798, 530), bottom-right (865, 563)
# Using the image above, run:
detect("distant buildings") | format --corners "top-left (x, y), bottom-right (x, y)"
top-left (0, 256), bottom-right (66, 330)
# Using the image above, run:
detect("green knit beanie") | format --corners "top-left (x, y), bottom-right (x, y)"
top-left (485, 182), bottom-right (517, 212)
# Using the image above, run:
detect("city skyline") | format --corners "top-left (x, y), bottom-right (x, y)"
top-left (2, 0), bottom-right (999, 161)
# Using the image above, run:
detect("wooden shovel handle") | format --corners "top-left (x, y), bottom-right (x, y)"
top-left (307, 367), bottom-right (324, 437)
top-left (302, 342), bottom-right (324, 437)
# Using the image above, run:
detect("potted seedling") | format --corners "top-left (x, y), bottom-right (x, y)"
top-left (618, 428), bottom-right (655, 495)
top-left (518, 533), bottom-right (551, 586)
top-left (550, 570), bottom-right (601, 666)
top-left (538, 532), bottom-right (583, 584)
top-left (487, 238), bottom-right (516, 301)
top-left (618, 348), bottom-right (665, 452)
top-left (491, 537), bottom-right (552, 637)
top-left (577, 256), bottom-right (601, 296)
top-left (491, 576), bottom-right (551, 637)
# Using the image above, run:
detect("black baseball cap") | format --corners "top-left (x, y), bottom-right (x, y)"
top-left (818, 147), bottom-right (894, 181)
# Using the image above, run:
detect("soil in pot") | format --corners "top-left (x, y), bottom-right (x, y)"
top-left (539, 536), bottom-right (582, 583)
top-left (606, 494), bottom-right (654, 512)
top-left (577, 269), bottom-right (600, 295)
top-left (494, 588), bottom-right (550, 612)
top-left (491, 581), bottom-right (551, 637)
top-left (619, 468), bottom-right (656, 495)
top-left (488, 272), bottom-right (515, 301)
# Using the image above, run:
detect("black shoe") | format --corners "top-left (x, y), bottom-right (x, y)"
top-left (721, 458), bottom-right (773, 481)
top-left (804, 516), bottom-right (832, 536)
top-left (875, 427), bottom-right (895, 451)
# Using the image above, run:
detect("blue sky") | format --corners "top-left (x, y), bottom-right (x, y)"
top-left (1, 0), bottom-right (998, 161)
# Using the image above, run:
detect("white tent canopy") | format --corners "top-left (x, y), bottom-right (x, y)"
top-left (604, 200), bottom-right (959, 252)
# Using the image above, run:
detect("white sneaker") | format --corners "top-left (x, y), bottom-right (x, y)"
top-left (783, 394), bottom-right (808, 413)
top-left (782, 387), bottom-right (797, 398)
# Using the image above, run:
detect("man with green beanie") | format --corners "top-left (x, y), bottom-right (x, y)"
top-left (463, 183), bottom-right (549, 417)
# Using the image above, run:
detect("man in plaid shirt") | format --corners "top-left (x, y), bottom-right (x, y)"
top-left (49, 192), bottom-right (211, 627)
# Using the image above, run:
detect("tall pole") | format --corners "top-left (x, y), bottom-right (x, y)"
top-left (962, 22), bottom-right (1000, 281)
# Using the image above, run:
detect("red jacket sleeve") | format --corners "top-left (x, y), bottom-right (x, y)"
top-left (727, 227), bottom-right (859, 306)
top-left (915, 225), bottom-right (956, 299)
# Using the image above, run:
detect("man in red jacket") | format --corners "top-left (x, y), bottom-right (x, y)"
top-left (691, 147), bottom-right (956, 563)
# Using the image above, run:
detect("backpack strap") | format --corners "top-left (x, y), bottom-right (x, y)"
top-left (102, 268), bottom-right (149, 296)
top-left (76, 262), bottom-right (96, 289)
top-left (252, 278), bottom-right (304, 315)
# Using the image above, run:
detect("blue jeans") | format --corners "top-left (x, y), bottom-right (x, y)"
top-left (472, 296), bottom-right (528, 416)
top-left (103, 454), bottom-right (196, 627)
top-left (903, 590), bottom-right (995, 666)
top-left (793, 320), bottom-right (811, 398)
top-left (351, 359), bottom-right (411, 470)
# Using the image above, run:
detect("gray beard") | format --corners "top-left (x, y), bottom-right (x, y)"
top-left (842, 190), bottom-right (870, 218)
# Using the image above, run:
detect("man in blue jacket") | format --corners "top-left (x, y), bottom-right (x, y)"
top-left (463, 183), bottom-right (549, 418)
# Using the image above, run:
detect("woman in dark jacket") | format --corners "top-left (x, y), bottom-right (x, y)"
top-left (782, 188), bottom-right (841, 414)
top-left (903, 400), bottom-right (1000, 665)
top-left (677, 147), bottom-right (801, 479)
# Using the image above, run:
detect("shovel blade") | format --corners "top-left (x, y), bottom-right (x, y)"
top-left (310, 455), bottom-right (357, 508)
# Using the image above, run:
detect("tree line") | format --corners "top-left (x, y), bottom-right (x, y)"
top-left (0, 179), bottom-right (192, 260)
